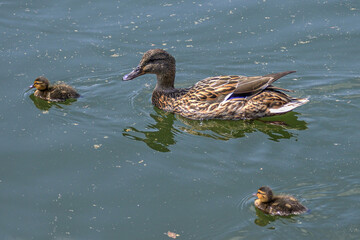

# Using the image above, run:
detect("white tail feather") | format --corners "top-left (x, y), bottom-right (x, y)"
top-left (269, 98), bottom-right (309, 114)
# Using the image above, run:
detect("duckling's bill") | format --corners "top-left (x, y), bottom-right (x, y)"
top-left (25, 84), bottom-right (35, 92)
top-left (123, 66), bottom-right (143, 81)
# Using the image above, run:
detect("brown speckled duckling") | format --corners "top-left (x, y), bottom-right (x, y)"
top-left (123, 49), bottom-right (308, 120)
top-left (254, 186), bottom-right (307, 216)
top-left (28, 76), bottom-right (80, 102)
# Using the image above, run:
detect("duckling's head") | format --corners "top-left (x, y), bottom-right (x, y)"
top-left (256, 186), bottom-right (274, 203)
top-left (29, 76), bottom-right (50, 91)
top-left (123, 49), bottom-right (176, 87)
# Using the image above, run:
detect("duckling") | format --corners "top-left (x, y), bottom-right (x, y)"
top-left (123, 49), bottom-right (308, 120)
top-left (254, 186), bottom-right (307, 216)
top-left (28, 76), bottom-right (80, 102)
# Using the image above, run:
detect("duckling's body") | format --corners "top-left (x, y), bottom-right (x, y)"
top-left (123, 49), bottom-right (308, 120)
top-left (29, 76), bottom-right (80, 102)
top-left (254, 186), bottom-right (307, 216)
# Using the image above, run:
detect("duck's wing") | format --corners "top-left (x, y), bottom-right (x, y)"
top-left (51, 84), bottom-right (80, 100)
top-left (232, 71), bottom-right (296, 94)
top-left (185, 71), bottom-right (296, 102)
top-left (183, 75), bottom-right (238, 102)
top-left (271, 196), bottom-right (307, 216)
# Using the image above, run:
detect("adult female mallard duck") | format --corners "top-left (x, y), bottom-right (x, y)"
top-left (254, 186), bottom-right (307, 216)
top-left (123, 49), bottom-right (308, 120)
top-left (27, 76), bottom-right (80, 102)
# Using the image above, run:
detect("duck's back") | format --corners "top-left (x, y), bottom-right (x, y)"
top-left (51, 84), bottom-right (80, 100)
top-left (256, 196), bottom-right (307, 216)
top-left (35, 84), bottom-right (79, 101)
top-left (183, 75), bottom-right (244, 103)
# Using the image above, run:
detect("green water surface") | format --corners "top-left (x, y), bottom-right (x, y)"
top-left (1, 0), bottom-right (359, 239)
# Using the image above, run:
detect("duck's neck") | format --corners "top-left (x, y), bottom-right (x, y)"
top-left (41, 85), bottom-right (53, 91)
top-left (154, 72), bottom-right (175, 92)
top-left (38, 86), bottom-right (51, 93)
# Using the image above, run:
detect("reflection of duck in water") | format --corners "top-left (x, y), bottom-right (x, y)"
top-left (123, 109), bottom-right (177, 153)
top-left (254, 208), bottom-right (278, 227)
top-left (254, 186), bottom-right (307, 216)
top-left (177, 111), bottom-right (307, 141)
top-left (123, 49), bottom-right (308, 120)
top-left (29, 94), bottom-right (76, 111)
top-left (123, 109), bottom-right (307, 152)
top-left (27, 76), bottom-right (79, 102)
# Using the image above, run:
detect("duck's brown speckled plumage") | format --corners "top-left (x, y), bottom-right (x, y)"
top-left (123, 49), bottom-right (308, 120)
top-left (29, 76), bottom-right (80, 102)
top-left (254, 186), bottom-right (307, 216)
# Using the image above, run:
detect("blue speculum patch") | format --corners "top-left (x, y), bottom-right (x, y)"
top-left (228, 94), bottom-right (246, 100)
top-left (226, 92), bottom-right (253, 100)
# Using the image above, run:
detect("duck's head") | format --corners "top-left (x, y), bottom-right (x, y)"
top-left (255, 186), bottom-right (273, 203)
top-left (123, 49), bottom-right (176, 88)
top-left (28, 76), bottom-right (50, 91)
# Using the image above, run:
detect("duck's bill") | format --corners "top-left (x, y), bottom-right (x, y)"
top-left (123, 66), bottom-right (143, 81)
top-left (25, 84), bottom-right (35, 92)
